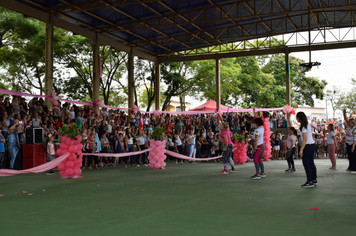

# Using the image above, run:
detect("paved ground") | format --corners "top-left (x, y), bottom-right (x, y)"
top-left (0, 158), bottom-right (355, 236)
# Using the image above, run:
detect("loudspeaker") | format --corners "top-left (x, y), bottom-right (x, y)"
top-left (34, 128), bottom-right (43, 144)
top-left (25, 128), bottom-right (34, 144)
top-left (25, 128), bottom-right (43, 144)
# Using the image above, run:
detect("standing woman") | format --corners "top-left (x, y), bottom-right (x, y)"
top-left (343, 109), bottom-right (356, 173)
top-left (218, 115), bottom-right (235, 174)
top-left (297, 112), bottom-right (317, 187)
top-left (327, 124), bottom-right (338, 170)
top-left (285, 127), bottom-right (297, 173)
top-left (251, 118), bottom-right (265, 179)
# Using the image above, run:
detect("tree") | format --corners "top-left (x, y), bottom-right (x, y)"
top-left (192, 58), bottom-right (241, 107)
top-left (262, 54), bottom-right (327, 107)
top-left (336, 78), bottom-right (356, 113)
top-left (325, 86), bottom-right (342, 118)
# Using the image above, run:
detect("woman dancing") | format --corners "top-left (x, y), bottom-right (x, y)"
top-left (251, 118), bottom-right (265, 179)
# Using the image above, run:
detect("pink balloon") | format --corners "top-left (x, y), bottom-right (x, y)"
top-left (58, 163), bottom-right (66, 171)
top-left (65, 168), bottom-right (73, 176)
top-left (53, 101), bottom-right (58, 106)
top-left (73, 157), bottom-right (82, 164)
top-left (150, 140), bottom-right (156, 146)
top-left (158, 158), bottom-right (164, 164)
top-left (51, 91), bottom-right (56, 97)
top-left (150, 160), bottom-right (157, 164)
top-left (69, 153), bottom-right (77, 161)
top-left (61, 136), bottom-right (67, 142)
top-left (154, 141), bottom-right (160, 146)
top-left (147, 155), bottom-right (152, 161)
top-left (75, 135), bottom-right (82, 143)
top-left (77, 150), bottom-right (82, 156)
top-left (60, 170), bottom-right (65, 176)
top-left (154, 147), bottom-right (160, 153)
top-left (73, 167), bottom-right (82, 175)
top-left (57, 148), bottom-right (63, 156)
top-left (66, 138), bottom-right (74, 146)
top-left (154, 163), bottom-right (160, 169)
top-left (76, 143), bottom-right (83, 150)
top-left (74, 163), bottom-right (82, 167)
top-left (161, 162), bottom-right (166, 167)
top-left (66, 161), bottom-right (74, 168)
top-left (60, 142), bottom-right (69, 150)
top-left (159, 145), bottom-right (165, 150)
top-left (69, 145), bottom-right (77, 153)
top-left (153, 155), bottom-right (159, 161)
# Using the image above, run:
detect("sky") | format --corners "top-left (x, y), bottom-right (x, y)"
top-left (183, 47), bottom-right (356, 118)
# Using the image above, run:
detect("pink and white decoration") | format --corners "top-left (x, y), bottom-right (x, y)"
top-left (262, 117), bottom-right (272, 161)
top-left (56, 135), bottom-right (83, 179)
top-left (147, 140), bottom-right (167, 169)
top-left (232, 140), bottom-right (248, 164)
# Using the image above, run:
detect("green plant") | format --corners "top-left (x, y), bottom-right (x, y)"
top-left (151, 126), bottom-right (165, 141)
top-left (234, 133), bottom-right (246, 143)
top-left (59, 123), bottom-right (82, 140)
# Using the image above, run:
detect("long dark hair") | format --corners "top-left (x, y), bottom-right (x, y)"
top-left (296, 112), bottom-right (308, 130)
top-left (290, 127), bottom-right (297, 136)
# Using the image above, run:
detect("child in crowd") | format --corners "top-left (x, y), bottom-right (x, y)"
top-left (281, 136), bottom-right (287, 160)
top-left (46, 134), bottom-right (56, 175)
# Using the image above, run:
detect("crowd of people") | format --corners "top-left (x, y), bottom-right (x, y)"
top-left (0, 95), bottom-right (355, 187)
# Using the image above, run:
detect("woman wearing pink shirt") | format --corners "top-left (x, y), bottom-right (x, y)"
top-left (218, 115), bottom-right (235, 174)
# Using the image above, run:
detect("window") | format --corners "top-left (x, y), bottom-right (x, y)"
top-left (176, 107), bottom-right (181, 112)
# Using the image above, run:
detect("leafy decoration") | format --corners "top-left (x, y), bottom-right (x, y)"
top-left (151, 126), bottom-right (164, 141)
top-left (59, 123), bottom-right (82, 140)
top-left (234, 133), bottom-right (246, 143)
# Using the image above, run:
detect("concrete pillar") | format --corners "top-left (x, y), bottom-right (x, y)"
top-left (215, 58), bottom-right (221, 110)
top-left (285, 47), bottom-right (291, 106)
top-left (92, 32), bottom-right (100, 114)
top-left (128, 47), bottom-right (134, 109)
top-left (155, 62), bottom-right (161, 110)
top-left (45, 14), bottom-right (54, 110)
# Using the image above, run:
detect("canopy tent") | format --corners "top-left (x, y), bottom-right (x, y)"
top-left (190, 100), bottom-right (231, 111)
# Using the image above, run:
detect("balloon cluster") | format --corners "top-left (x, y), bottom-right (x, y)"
top-left (56, 135), bottom-right (83, 179)
top-left (233, 140), bottom-right (248, 164)
top-left (283, 105), bottom-right (296, 115)
top-left (262, 117), bottom-right (272, 161)
top-left (147, 140), bottom-right (166, 169)
top-left (49, 92), bottom-right (61, 107)
top-left (93, 99), bottom-right (105, 108)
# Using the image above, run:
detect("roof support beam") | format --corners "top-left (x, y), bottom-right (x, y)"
top-left (158, 41), bottom-right (356, 63)
top-left (0, 0), bottom-right (157, 63)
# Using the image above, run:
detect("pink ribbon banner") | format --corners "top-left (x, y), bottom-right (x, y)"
top-left (83, 149), bottom-right (152, 157)
top-left (0, 153), bottom-right (70, 177)
top-left (165, 150), bottom-right (222, 161)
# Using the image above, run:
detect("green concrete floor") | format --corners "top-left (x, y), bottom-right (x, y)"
top-left (0, 158), bottom-right (355, 236)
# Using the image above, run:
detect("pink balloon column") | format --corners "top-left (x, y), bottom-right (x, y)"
top-left (233, 140), bottom-right (248, 164)
top-left (147, 140), bottom-right (167, 169)
top-left (262, 117), bottom-right (272, 161)
top-left (56, 135), bottom-right (84, 179)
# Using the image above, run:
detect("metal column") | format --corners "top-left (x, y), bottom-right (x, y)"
top-left (45, 14), bottom-right (54, 110)
top-left (155, 62), bottom-right (161, 111)
top-left (215, 58), bottom-right (221, 110)
top-left (128, 47), bottom-right (134, 109)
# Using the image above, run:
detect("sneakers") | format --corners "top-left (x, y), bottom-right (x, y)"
top-left (229, 169), bottom-right (236, 173)
top-left (125, 165), bottom-right (127, 168)
top-left (176, 161), bottom-right (178, 164)
top-left (251, 175), bottom-right (261, 179)
top-left (47, 171), bottom-right (55, 175)
top-left (301, 181), bottom-right (314, 188)
top-left (220, 170), bottom-right (228, 175)
top-left (143, 164), bottom-right (148, 167)
top-left (350, 171), bottom-right (356, 174)
top-left (313, 180), bottom-right (318, 186)
top-left (260, 174), bottom-right (266, 178)
top-left (137, 164), bottom-right (140, 168)
top-left (285, 168), bottom-right (291, 173)
top-left (291, 168), bottom-right (296, 172)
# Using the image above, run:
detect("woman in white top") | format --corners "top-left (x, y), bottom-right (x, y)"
top-left (173, 132), bottom-right (184, 164)
top-left (297, 112), bottom-right (317, 188)
top-left (327, 124), bottom-right (338, 170)
top-left (343, 109), bottom-right (356, 173)
top-left (187, 129), bottom-right (196, 163)
top-left (251, 118), bottom-right (265, 179)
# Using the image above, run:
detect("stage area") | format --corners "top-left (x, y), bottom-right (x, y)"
top-left (0, 159), bottom-right (355, 236)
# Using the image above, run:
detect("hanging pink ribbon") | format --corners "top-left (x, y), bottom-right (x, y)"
top-left (83, 149), bottom-right (152, 157)
top-left (165, 150), bottom-right (222, 161)
top-left (92, 99), bottom-right (104, 108)
top-left (132, 104), bottom-right (140, 114)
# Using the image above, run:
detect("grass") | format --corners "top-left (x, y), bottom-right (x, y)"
top-left (0, 158), bottom-right (355, 236)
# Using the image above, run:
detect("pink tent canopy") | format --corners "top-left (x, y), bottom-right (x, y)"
top-left (190, 100), bottom-right (231, 111)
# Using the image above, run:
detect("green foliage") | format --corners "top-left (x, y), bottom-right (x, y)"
top-left (151, 126), bottom-right (164, 141)
top-left (234, 133), bottom-right (246, 143)
top-left (59, 123), bottom-right (82, 140)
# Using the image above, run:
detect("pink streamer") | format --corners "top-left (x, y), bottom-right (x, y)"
top-left (83, 149), bottom-right (152, 157)
top-left (0, 88), bottom-right (51, 99)
top-left (0, 153), bottom-right (70, 177)
top-left (166, 150), bottom-right (222, 161)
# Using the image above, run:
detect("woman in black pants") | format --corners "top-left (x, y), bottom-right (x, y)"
top-left (343, 109), bottom-right (356, 173)
top-left (297, 112), bottom-right (317, 188)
